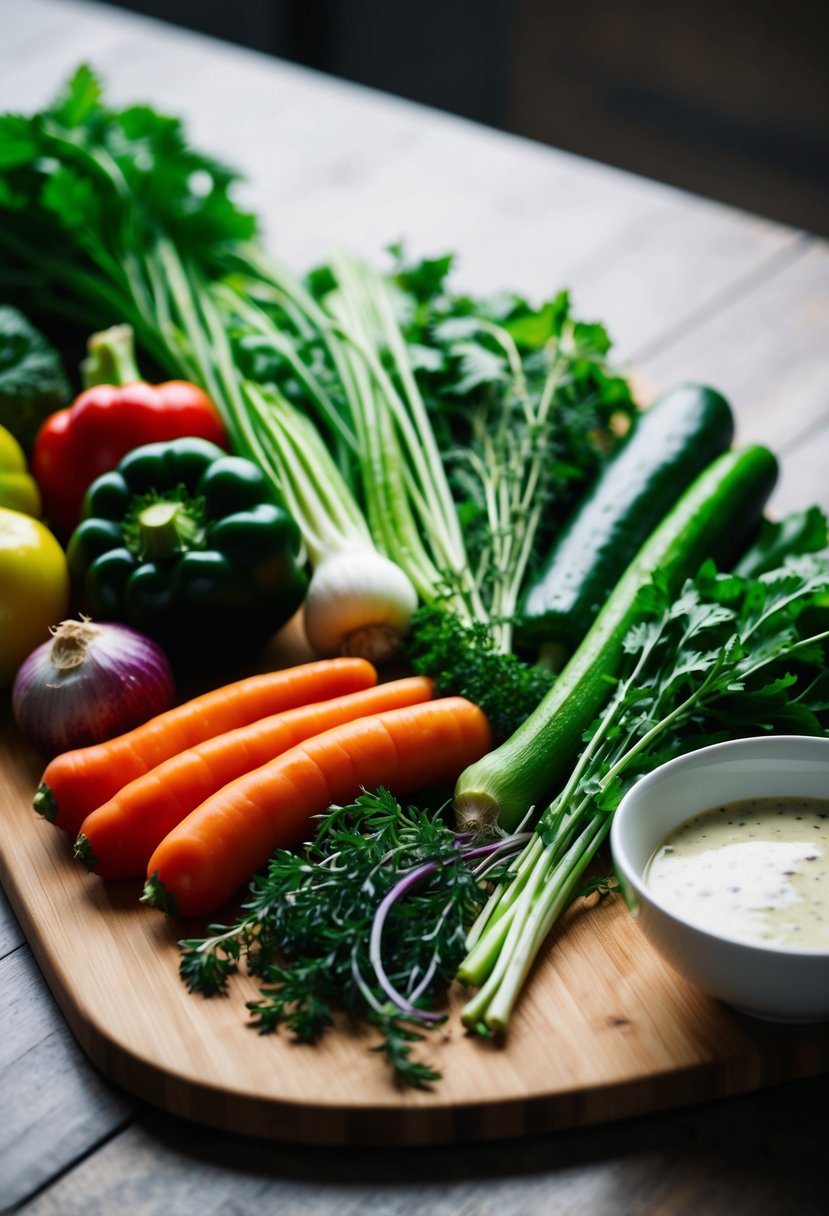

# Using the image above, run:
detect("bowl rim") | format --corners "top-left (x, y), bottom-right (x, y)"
top-left (610, 733), bottom-right (829, 960)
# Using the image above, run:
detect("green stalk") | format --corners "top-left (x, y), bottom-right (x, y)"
top-left (326, 254), bottom-right (484, 622)
top-left (325, 290), bottom-right (452, 602)
top-left (212, 279), bottom-right (360, 458)
top-left (460, 810), bottom-right (608, 1030)
top-left (243, 383), bottom-right (371, 563)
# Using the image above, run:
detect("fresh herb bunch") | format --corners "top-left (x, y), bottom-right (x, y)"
top-left (388, 245), bottom-right (636, 646)
top-left (178, 789), bottom-right (526, 1087)
top-left (459, 551), bottom-right (829, 1033)
top-left (405, 603), bottom-right (555, 740)
top-left (0, 66), bottom-right (254, 361)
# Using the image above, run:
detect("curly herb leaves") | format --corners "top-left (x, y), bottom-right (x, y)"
top-left (178, 789), bottom-right (526, 1088)
top-left (405, 603), bottom-right (554, 740)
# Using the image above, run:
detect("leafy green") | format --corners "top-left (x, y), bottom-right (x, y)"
top-left (0, 64), bottom-right (256, 383)
top-left (178, 789), bottom-right (505, 1088)
top-left (733, 506), bottom-right (827, 578)
top-left (386, 246), bottom-right (636, 646)
top-left (0, 305), bottom-right (71, 450)
top-left (459, 552), bottom-right (829, 1033)
top-left (405, 603), bottom-right (554, 740)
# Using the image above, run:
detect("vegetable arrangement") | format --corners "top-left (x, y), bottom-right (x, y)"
top-left (454, 444), bottom-right (779, 837)
top-left (2, 66), bottom-right (829, 1092)
top-left (0, 66), bottom-right (632, 678)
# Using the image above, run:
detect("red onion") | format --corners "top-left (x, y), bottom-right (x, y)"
top-left (12, 617), bottom-right (175, 757)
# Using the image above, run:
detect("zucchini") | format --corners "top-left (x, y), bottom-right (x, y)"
top-left (517, 384), bottom-right (735, 655)
top-left (455, 444), bottom-right (779, 835)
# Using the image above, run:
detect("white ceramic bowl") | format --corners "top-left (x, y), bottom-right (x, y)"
top-left (610, 735), bottom-right (829, 1023)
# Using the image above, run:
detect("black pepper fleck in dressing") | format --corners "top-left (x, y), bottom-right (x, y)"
top-left (645, 796), bottom-right (829, 949)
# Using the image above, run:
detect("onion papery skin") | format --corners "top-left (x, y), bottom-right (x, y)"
top-left (12, 618), bottom-right (175, 757)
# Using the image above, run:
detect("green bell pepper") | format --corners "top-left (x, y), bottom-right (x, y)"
top-left (67, 437), bottom-right (308, 675)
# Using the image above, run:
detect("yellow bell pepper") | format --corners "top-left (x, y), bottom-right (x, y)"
top-left (0, 423), bottom-right (41, 517)
top-left (0, 506), bottom-right (70, 686)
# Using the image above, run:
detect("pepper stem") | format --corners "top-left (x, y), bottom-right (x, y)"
top-left (135, 498), bottom-right (202, 560)
top-left (81, 323), bottom-right (142, 388)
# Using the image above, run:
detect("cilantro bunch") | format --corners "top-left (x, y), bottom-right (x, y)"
top-left (460, 552), bottom-right (829, 1033)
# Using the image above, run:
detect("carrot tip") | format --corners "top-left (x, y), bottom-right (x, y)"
top-left (33, 782), bottom-right (58, 824)
top-left (141, 871), bottom-right (178, 917)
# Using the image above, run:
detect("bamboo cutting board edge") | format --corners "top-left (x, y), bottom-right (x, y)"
top-left (2, 714), bottom-right (828, 1147)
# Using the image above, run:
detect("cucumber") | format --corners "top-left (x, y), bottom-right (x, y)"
top-left (455, 444), bottom-right (779, 835)
top-left (517, 384), bottom-right (735, 654)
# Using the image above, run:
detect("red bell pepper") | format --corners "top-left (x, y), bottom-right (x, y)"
top-left (31, 325), bottom-right (228, 537)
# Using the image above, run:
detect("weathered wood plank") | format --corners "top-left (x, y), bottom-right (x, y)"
top-left (17, 1075), bottom-right (829, 1216)
top-left (638, 241), bottom-right (829, 514)
top-left (570, 214), bottom-right (805, 363)
top-left (0, 948), bottom-right (133, 1212)
top-left (0, 888), bottom-right (24, 958)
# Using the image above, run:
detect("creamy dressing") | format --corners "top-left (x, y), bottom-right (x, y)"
top-left (645, 796), bottom-right (829, 949)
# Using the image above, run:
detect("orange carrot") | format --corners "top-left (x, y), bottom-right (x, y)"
top-left (76, 676), bottom-right (435, 880)
top-left (34, 657), bottom-right (377, 837)
top-left (143, 696), bottom-right (492, 919)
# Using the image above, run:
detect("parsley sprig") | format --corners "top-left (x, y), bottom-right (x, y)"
top-left (459, 552), bottom-right (829, 1033)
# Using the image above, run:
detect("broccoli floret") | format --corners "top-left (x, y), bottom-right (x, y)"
top-left (0, 306), bottom-right (71, 451)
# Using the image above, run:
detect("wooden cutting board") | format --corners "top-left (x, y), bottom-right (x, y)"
top-left (2, 708), bottom-right (828, 1147)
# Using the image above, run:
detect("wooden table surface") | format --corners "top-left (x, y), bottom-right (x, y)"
top-left (2, 1), bottom-right (828, 1212)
